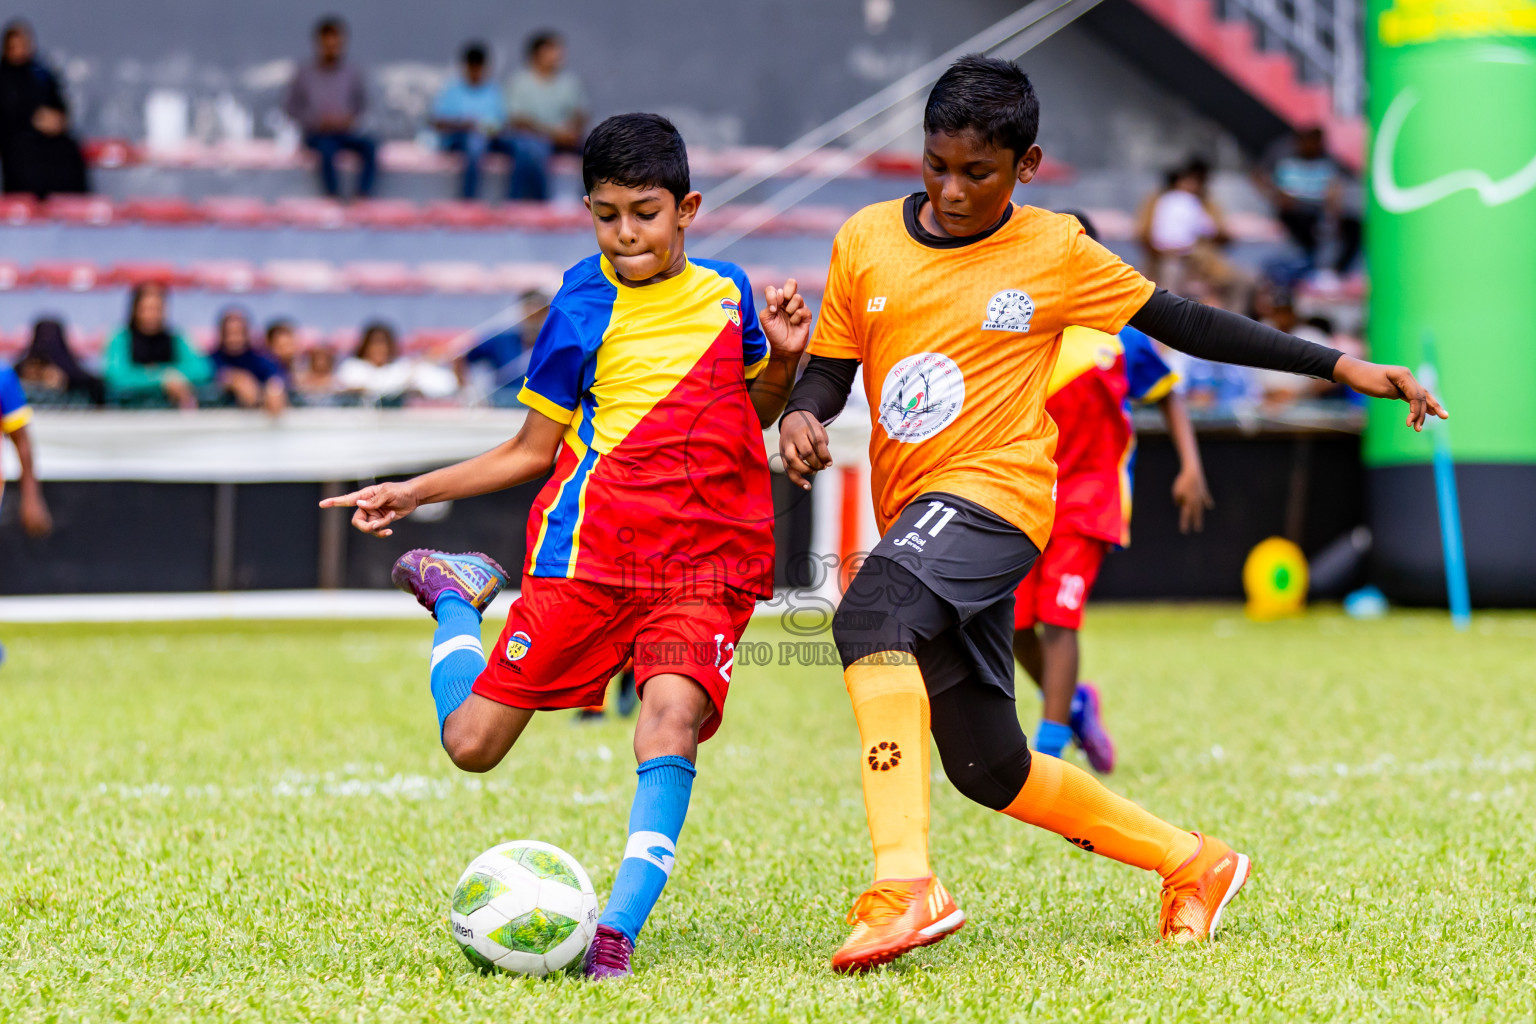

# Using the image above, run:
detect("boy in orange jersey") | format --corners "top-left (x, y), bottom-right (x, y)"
top-left (778, 56), bottom-right (1445, 972)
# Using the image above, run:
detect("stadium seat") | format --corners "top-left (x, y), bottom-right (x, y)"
top-left (345, 199), bottom-right (429, 230)
top-left (423, 200), bottom-right (504, 230)
top-left (81, 137), bottom-right (139, 169)
top-left (342, 261), bottom-right (424, 293)
top-left (201, 196), bottom-right (277, 228)
top-left (263, 259), bottom-right (345, 293)
top-left (189, 260), bottom-right (266, 293)
top-left (0, 261), bottom-right (29, 290)
top-left (121, 197), bottom-right (205, 225)
top-left (418, 261), bottom-right (499, 294)
top-left (272, 197), bottom-right (348, 230)
top-left (72, 329), bottom-right (108, 360)
top-left (0, 194), bottom-right (39, 226)
top-left (492, 263), bottom-right (564, 295)
top-left (31, 260), bottom-right (109, 291)
top-left (43, 195), bottom-right (116, 226)
top-left (402, 327), bottom-right (465, 359)
top-left (112, 261), bottom-right (195, 288)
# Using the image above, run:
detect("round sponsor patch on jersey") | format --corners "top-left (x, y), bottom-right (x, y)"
top-left (505, 631), bottom-right (533, 662)
top-left (877, 352), bottom-right (965, 443)
top-left (983, 289), bottom-right (1034, 332)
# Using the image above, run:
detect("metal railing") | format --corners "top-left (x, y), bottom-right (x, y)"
top-left (1217, 0), bottom-right (1364, 116)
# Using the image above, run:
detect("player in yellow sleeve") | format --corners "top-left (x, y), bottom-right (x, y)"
top-left (778, 55), bottom-right (1446, 973)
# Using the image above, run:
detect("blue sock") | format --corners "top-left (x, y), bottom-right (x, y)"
top-left (429, 592), bottom-right (485, 739)
top-left (598, 755), bottom-right (696, 944)
top-left (1035, 719), bottom-right (1073, 759)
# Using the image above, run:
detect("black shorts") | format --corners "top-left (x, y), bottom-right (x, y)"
top-left (857, 492), bottom-right (1039, 698)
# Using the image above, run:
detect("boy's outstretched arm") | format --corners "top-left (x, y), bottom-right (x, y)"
top-left (1127, 289), bottom-right (1449, 430)
top-left (749, 279), bottom-right (813, 428)
top-left (1157, 389), bottom-right (1213, 534)
top-left (320, 409), bottom-right (565, 537)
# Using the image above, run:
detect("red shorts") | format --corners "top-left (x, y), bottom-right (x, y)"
top-left (1013, 532), bottom-right (1110, 631)
top-left (473, 575), bottom-right (758, 742)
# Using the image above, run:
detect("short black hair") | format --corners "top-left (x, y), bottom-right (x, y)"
top-left (1057, 208), bottom-right (1097, 241)
top-left (924, 54), bottom-right (1039, 160)
top-left (527, 30), bottom-right (561, 59)
top-left (315, 15), bottom-right (345, 37)
top-left (461, 41), bottom-right (488, 67)
top-left (582, 113), bottom-right (690, 203)
top-left (265, 317), bottom-right (295, 340)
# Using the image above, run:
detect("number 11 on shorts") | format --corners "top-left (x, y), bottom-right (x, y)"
top-left (913, 501), bottom-right (958, 537)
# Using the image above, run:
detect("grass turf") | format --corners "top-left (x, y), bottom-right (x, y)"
top-left (2, 606), bottom-right (1534, 1022)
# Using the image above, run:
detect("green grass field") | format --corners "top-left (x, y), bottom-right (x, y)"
top-left (3, 606), bottom-right (1535, 1022)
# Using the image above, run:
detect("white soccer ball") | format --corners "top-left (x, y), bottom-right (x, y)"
top-left (449, 840), bottom-right (600, 976)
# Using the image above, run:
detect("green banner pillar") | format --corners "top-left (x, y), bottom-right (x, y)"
top-left (1366, 0), bottom-right (1536, 605)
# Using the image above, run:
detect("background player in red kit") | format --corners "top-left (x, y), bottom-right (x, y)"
top-left (1014, 214), bottom-right (1213, 773)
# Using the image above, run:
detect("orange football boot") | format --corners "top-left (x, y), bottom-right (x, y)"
top-left (831, 876), bottom-right (965, 973)
top-left (1159, 832), bottom-right (1250, 943)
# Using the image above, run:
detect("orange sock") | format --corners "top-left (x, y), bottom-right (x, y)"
top-left (1002, 752), bottom-right (1199, 877)
top-left (845, 655), bottom-right (930, 881)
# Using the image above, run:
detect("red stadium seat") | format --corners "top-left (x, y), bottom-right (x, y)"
top-left (272, 197), bottom-right (347, 229)
top-left (0, 194), bottom-right (39, 225)
top-left (121, 197), bottom-right (205, 225)
top-left (189, 260), bottom-right (266, 293)
top-left (264, 259), bottom-right (344, 293)
top-left (113, 261), bottom-right (194, 288)
top-left (32, 260), bottom-right (110, 291)
top-left (345, 199), bottom-right (428, 230)
top-left (0, 261), bottom-right (29, 290)
top-left (863, 151), bottom-right (923, 177)
top-left (422, 200), bottom-right (503, 230)
top-left (81, 137), bottom-right (139, 169)
top-left (401, 328), bottom-right (464, 359)
top-left (202, 196), bottom-right (277, 228)
top-left (43, 195), bottom-right (116, 226)
top-left (418, 261), bottom-right (498, 294)
top-left (492, 262), bottom-right (563, 295)
top-left (73, 329), bottom-right (108, 360)
top-left (342, 261), bottom-right (424, 293)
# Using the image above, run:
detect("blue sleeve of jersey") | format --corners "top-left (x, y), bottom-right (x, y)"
top-left (517, 306), bottom-right (591, 423)
top-left (1121, 324), bottom-right (1178, 403)
top-left (0, 365), bottom-right (33, 433)
top-left (736, 273), bottom-right (770, 378)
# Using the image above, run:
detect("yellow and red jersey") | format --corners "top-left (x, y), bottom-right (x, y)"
top-left (809, 197), bottom-right (1154, 549)
top-left (517, 254), bottom-right (775, 598)
top-left (1046, 324), bottom-right (1176, 546)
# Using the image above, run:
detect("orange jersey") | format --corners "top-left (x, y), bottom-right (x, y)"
top-left (809, 196), bottom-right (1154, 548)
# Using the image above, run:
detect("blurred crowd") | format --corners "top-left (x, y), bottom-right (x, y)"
top-left (12, 282), bottom-right (549, 413)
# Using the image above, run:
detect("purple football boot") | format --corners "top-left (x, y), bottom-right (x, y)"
top-left (390, 549), bottom-right (508, 617)
top-left (583, 924), bottom-right (633, 980)
top-left (1069, 682), bottom-right (1117, 774)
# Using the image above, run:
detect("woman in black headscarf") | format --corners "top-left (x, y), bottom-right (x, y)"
top-left (101, 282), bottom-right (211, 407)
top-left (14, 317), bottom-right (104, 404)
top-left (0, 20), bottom-right (89, 198)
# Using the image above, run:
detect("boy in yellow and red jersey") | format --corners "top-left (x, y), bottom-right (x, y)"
top-left (778, 56), bottom-right (1445, 973)
top-left (323, 114), bottom-right (810, 979)
top-left (1012, 211), bottom-right (1213, 775)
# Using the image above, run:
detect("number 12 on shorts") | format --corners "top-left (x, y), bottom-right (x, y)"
top-left (913, 500), bottom-right (958, 537)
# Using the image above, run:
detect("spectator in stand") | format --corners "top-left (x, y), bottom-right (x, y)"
top-left (503, 30), bottom-right (587, 200)
top-left (336, 322), bottom-right (457, 403)
top-left (295, 345), bottom-right (340, 404)
top-left (264, 319), bottom-right (300, 381)
top-left (1138, 158), bottom-right (1241, 305)
top-left (285, 16), bottom-right (376, 200)
top-left (1251, 292), bottom-right (1343, 409)
top-left (1255, 126), bottom-right (1362, 285)
top-left (458, 290), bottom-right (548, 405)
top-left (14, 318), bottom-right (103, 406)
top-left (211, 307), bottom-right (288, 414)
top-left (0, 20), bottom-right (89, 198)
top-left (1, 360), bottom-right (51, 537)
top-left (432, 42), bottom-right (515, 201)
top-left (102, 282), bottom-right (211, 408)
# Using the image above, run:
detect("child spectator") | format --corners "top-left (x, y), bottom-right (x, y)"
top-left (336, 322), bottom-right (458, 403)
top-left (285, 16), bottom-right (376, 199)
top-left (503, 30), bottom-right (587, 200)
top-left (431, 42), bottom-right (513, 201)
top-left (295, 345), bottom-right (340, 404)
top-left (264, 319), bottom-right (300, 382)
top-left (211, 307), bottom-right (288, 414)
top-left (0, 21), bottom-right (89, 198)
top-left (102, 282), bottom-right (211, 408)
top-left (15, 318), bottom-right (103, 406)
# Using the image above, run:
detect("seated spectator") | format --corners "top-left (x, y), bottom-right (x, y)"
top-left (458, 290), bottom-right (547, 405)
top-left (14, 317), bottom-right (103, 405)
top-left (503, 30), bottom-right (587, 200)
top-left (264, 319), bottom-right (300, 380)
top-left (211, 307), bottom-right (288, 414)
top-left (1255, 126), bottom-right (1362, 284)
top-left (285, 16), bottom-right (376, 199)
top-left (1141, 158), bottom-right (1245, 308)
top-left (0, 20), bottom-right (89, 198)
top-left (432, 42), bottom-right (515, 201)
top-left (336, 322), bottom-right (458, 403)
top-left (1252, 293), bottom-right (1337, 409)
top-left (101, 282), bottom-right (211, 408)
top-left (295, 345), bottom-right (341, 404)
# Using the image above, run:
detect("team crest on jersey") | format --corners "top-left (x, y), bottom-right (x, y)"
top-left (877, 352), bottom-right (966, 444)
top-left (505, 631), bottom-right (533, 662)
top-left (982, 289), bottom-right (1035, 332)
top-left (720, 298), bottom-right (741, 327)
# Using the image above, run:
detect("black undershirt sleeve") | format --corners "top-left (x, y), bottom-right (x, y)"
top-left (779, 355), bottom-right (860, 427)
top-left (1128, 288), bottom-right (1344, 381)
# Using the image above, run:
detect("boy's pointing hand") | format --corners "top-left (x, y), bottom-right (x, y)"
top-left (762, 279), bottom-right (812, 358)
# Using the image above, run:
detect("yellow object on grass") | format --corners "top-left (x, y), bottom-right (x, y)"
top-left (1243, 537), bottom-right (1309, 620)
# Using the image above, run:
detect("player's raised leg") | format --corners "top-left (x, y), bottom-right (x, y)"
top-left (584, 673), bottom-right (712, 980)
top-left (930, 674), bottom-right (1248, 942)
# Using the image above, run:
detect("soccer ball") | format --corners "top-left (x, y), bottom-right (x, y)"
top-left (449, 840), bottom-right (600, 976)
